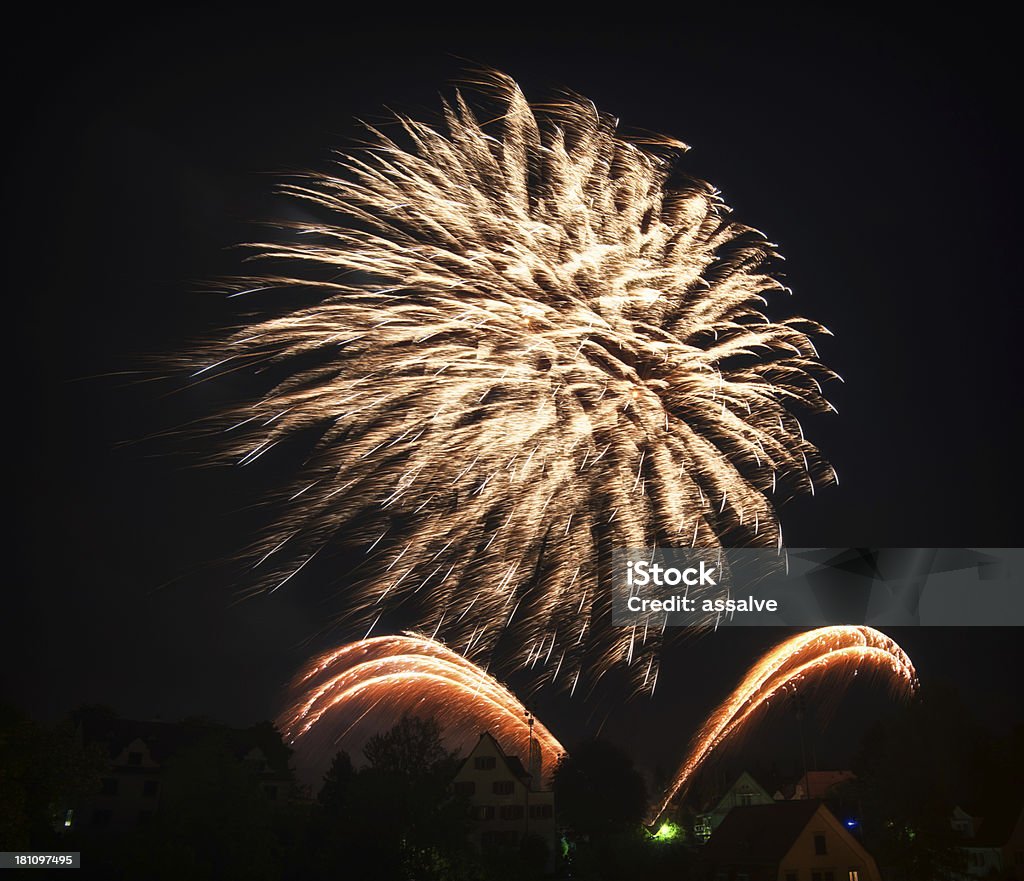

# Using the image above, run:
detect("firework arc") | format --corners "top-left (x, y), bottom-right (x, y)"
top-left (649, 625), bottom-right (917, 823)
top-left (278, 634), bottom-right (565, 773)
top-left (196, 71), bottom-right (840, 690)
top-left (279, 628), bottom-right (915, 820)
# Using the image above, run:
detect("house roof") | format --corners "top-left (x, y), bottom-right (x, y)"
top-left (703, 800), bottom-right (824, 864)
top-left (700, 770), bottom-right (774, 813)
top-left (456, 731), bottom-right (533, 784)
top-left (75, 710), bottom-right (289, 773)
top-left (800, 770), bottom-right (855, 798)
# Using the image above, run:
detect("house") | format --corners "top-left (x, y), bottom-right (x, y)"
top-left (695, 771), bottom-right (777, 842)
top-left (451, 732), bottom-right (556, 864)
top-left (702, 800), bottom-right (881, 881)
top-left (950, 802), bottom-right (1024, 879)
top-left (68, 711), bottom-right (294, 833)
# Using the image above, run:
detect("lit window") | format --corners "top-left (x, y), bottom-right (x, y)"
top-left (849, 871), bottom-right (860, 881)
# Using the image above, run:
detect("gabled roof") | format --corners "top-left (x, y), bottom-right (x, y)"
top-left (75, 712), bottom-right (289, 773)
top-left (800, 770), bottom-right (855, 798)
top-left (703, 800), bottom-right (823, 864)
top-left (456, 731), bottom-right (532, 784)
top-left (723, 770), bottom-right (772, 799)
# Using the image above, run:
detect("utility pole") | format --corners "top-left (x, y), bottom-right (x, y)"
top-left (524, 709), bottom-right (535, 840)
top-left (795, 691), bottom-right (809, 798)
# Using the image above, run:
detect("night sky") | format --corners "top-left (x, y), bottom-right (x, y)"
top-left (6, 12), bottom-right (1021, 781)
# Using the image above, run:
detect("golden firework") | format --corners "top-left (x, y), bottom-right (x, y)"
top-left (193, 72), bottom-right (838, 690)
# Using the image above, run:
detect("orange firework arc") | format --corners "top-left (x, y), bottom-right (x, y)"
top-left (280, 627), bottom-right (915, 820)
top-left (278, 634), bottom-right (565, 772)
top-left (648, 625), bottom-right (917, 822)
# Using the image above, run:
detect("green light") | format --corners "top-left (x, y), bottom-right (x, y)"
top-left (652, 821), bottom-right (680, 842)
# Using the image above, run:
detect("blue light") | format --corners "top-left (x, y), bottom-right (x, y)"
top-left (845, 819), bottom-right (858, 828)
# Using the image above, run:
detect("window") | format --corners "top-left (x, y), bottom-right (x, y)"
top-left (812, 873), bottom-right (822, 881)
top-left (738, 792), bottom-right (753, 806)
top-left (454, 781), bottom-right (475, 796)
top-left (264, 784), bottom-right (278, 800)
top-left (473, 805), bottom-right (495, 821)
top-left (492, 780), bottom-right (514, 795)
top-left (785, 873), bottom-right (797, 881)
top-left (500, 805), bottom-right (524, 820)
top-left (127, 751), bottom-right (143, 767)
top-left (849, 871), bottom-right (860, 881)
top-left (529, 804), bottom-right (553, 819)
top-left (142, 780), bottom-right (159, 798)
top-left (824, 873), bottom-right (834, 881)
top-left (474, 756), bottom-right (497, 770)
top-left (814, 833), bottom-right (827, 855)
top-left (101, 777), bottom-right (118, 796)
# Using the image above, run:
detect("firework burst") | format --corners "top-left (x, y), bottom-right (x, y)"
top-left (191, 72), bottom-right (838, 691)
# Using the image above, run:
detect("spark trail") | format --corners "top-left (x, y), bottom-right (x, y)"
top-left (649, 625), bottom-right (917, 822)
top-left (277, 634), bottom-right (564, 772)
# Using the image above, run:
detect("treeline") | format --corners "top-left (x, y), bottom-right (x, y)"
top-left (0, 706), bottom-right (693, 879)
top-left (3, 683), bottom-right (1020, 881)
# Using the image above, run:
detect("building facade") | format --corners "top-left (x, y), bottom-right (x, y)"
top-left (451, 732), bottom-right (556, 863)
top-left (703, 800), bottom-right (882, 881)
top-left (696, 770), bottom-right (777, 841)
top-left (69, 712), bottom-right (293, 833)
